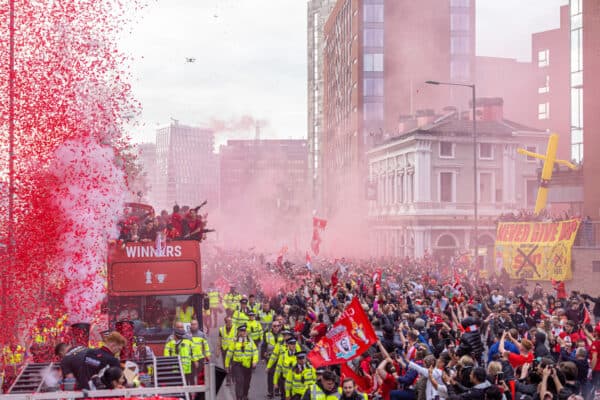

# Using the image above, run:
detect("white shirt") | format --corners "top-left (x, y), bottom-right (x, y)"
top-left (408, 361), bottom-right (447, 400)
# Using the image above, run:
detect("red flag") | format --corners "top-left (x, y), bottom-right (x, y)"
top-left (313, 217), bottom-right (328, 230)
top-left (341, 363), bottom-right (372, 393)
top-left (311, 228), bottom-right (321, 255)
top-left (331, 269), bottom-right (339, 296)
top-left (308, 298), bottom-right (377, 367)
top-left (583, 306), bottom-right (591, 325)
top-left (551, 279), bottom-right (567, 300)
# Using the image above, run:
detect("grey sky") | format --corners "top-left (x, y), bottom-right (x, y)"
top-left (121, 0), bottom-right (568, 144)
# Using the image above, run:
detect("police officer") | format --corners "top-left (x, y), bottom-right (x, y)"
top-left (264, 320), bottom-right (284, 398)
top-left (274, 337), bottom-right (299, 400)
top-left (248, 294), bottom-right (262, 315)
top-left (164, 328), bottom-right (194, 385)
top-left (246, 312), bottom-right (263, 348)
top-left (232, 298), bottom-right (250, 329)
top-left (260, 301), bottom-right (276, 332)
top-left (207, 285), bottom-right (221, 329)
top-left (302, 370), bottom-right (340, 400)
top-left (285, 351), bottom-right (317, 400)
top-left (223, 287), bottom-right (241, 317)
top-left (218, 316), bottom-right (236, 385)
top-left (225, 324), bottom-right (258, 400)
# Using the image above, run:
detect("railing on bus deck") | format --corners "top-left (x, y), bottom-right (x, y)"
top-left (1, 363), bottom-right (217, 400)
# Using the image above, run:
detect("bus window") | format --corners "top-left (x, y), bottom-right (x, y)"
top-left (108, 294), bottom-right (200, 342)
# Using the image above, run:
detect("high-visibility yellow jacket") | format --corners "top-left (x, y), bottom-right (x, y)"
top-left (247, 320), bottom-right (263, 343)
top-left (248, 302), bottom-right (262, 315)
top-left (191, 336), bottom-right (211, 362)
top-left (224, 338), bottom-right (258, 369)
top-left (163, 338), bottom-right (193, 374)
top-left (232, 309), bottom-right (249, 328)
top-left (208, 290), bottom-right (220, 308)
top-left (264, 331), bottom-right (282, 367)
top-left (269, 341), bottom-right (301, 370)
top-left (273, 350), bottom-right (297, 384)
top-left (285, 365), bottom-right (317, 397)
top-left (219, 325), bottom-right (237, 351)
top-left (175, 306), bottom-right (195, 323)
top-left (259, 310), bottom-right (275, 331)
top-left (306, 383), bottom-right (342, 400)
top-left (223, 293), bottom-right (242, 310)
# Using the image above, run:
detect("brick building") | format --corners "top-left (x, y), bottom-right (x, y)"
top-left (531, 5), bottom-right (571, 160)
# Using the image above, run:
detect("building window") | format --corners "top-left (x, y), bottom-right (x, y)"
top-left (538, 75), bottom-right (550, 94)
top-left (479, 143), bottom-right (493, 160)
top-left (571, 29), bottom-right (583, 73)
top-left (450, 59), bottom-right (470, 82)
top-left (526, 145), bottom-right (537, 162)
top-left (571, 0), bottom-right (582, 16)
top-left (363, 4), bottom-right (384, 22)
top-left (479, 172), bottom-right (493, 203)
top-left (364, 78), bottom-right (384, 96)
top-left (364, 53), bottom-right (384, 72)
top-left (364, 29), bottom-right (384, 47)
top-left (571, 143), bottom-right (583, 163)
top-left (450, 14), bottom-right (470, 31)
top-left (538, 49), bottom-right (549, 67)
top-left (363, 102), bottom-right (384, 121)
top-left (450, 36), bottom-right (469, 55)
top-left (439, 142), bottom-right (454, 158)
top-left (450, 0), bottom-right (470, 6)
top-left (538, 103), bottom-right (550, 120)
top-left (440, 172), bottom-right (454, 203)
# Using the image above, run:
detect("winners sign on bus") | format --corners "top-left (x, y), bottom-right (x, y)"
top-left (494, 219), bottom-right (580, 281)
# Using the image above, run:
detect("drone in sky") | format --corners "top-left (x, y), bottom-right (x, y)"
top-left (185, 57), bottom-right (196, 63)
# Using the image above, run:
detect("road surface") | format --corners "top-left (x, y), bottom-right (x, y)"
top-left (206, 321), bottom-right (269, 400)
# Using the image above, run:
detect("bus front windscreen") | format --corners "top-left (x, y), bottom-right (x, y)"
top-left (108, 294), bottom-right (200, 341)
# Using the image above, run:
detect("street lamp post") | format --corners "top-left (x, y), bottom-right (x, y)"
top-left (425, 81), bottom-right (479, 269)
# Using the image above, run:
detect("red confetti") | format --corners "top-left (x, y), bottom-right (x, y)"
top-left (0, 0), bottom-right (145, 347)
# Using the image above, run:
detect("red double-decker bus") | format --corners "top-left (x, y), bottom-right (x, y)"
top-left (106, 204), bottom-right (203, 353)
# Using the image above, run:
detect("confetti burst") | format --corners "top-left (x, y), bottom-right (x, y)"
top-left (0, 0), bottom-right (145, 345)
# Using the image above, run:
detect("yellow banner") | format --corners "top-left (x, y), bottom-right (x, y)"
top-left (494, 219), bottom-right (581, 281)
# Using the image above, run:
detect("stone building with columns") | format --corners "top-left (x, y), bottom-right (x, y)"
top-left (367, 100), bottom-right (548, 261)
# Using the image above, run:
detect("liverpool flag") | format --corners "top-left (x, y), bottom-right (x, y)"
top-left (308, 297), bottom-right (377, 367)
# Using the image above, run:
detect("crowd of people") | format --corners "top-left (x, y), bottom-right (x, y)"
top-left (117, 202), bottom-right (213, 243)
top-left (497, 209), bottom-right (577, 224)
top-left (2, 246), bottom-right (600, 400)
top-left (200, 249), bottom-right (600, 400)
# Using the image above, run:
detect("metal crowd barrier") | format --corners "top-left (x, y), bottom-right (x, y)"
top-left (0, 363), bottom-right (218, 400)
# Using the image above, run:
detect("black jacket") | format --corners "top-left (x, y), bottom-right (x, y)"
top-left (456, 331), bottom-right (484, 362)
top-left (448, 381), bottom-right (492, 399)
top-left (71, 347), bottom-right (120, 390)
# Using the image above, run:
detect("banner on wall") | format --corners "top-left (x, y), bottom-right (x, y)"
top-left (494, 219), bottom-right (580, 281)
